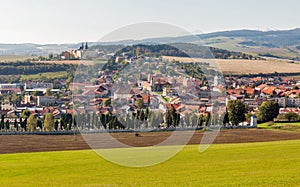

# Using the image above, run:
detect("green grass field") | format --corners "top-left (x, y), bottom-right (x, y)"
top-left (0, 140), bottom-right (300, 186)
top-left (258, 122), bottom-right (300, 131)
top-left (20, 71), bottom-right (68, 81)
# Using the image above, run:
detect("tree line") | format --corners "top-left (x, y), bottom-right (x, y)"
top-left (0, 61), bottom-right (75, 75)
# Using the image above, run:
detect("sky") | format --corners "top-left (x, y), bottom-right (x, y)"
top-left (0, 0), bottom-right (299, 44)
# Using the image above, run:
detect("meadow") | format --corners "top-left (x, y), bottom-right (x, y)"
top-left (0, 140), bottom-right (300, 186)
top-left (163, 56), bottom-right (300, 75)
top-left (20, 71), bottom-right (68, 80)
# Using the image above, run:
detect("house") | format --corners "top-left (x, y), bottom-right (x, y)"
top-left (1, 103), bottom-right (14, 111)
top-left (0, 84), bottom-right (21, 95)
top-left (142, 81), bottom-right (151, 91)
top-left (279, 108), bottom-right (300, 115)
top-left (148, 74), bottom-right (170, 92)
top-left (24, 95), bottom-right (33, 104)
top-left (163, 87), bottom-right (178, 97)
top-left (261, 86), bottom-right (277, 96)
top-left (37, 96), bottom-right (56, 106)
top-left (114, 86), bottom-right (135, 99)
top-left (230, 94), bottom-right (244, 100)
top-left (275, 97), bottom-right (300, 108)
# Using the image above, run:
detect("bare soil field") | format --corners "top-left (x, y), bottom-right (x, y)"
top-left (0, 129), bottom-right (300, 154)
top-left (163, 56), bottom-right (300, 75)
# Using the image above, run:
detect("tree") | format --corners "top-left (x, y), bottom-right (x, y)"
top-left (165, 110), bottom-right (171, 127)
top-left (222, 112), bottom-right (230, 126)
top-left (49, 53), bottom-right (54, 59)
top-left (204, 113), bottom-right (211, 126)
top-left (14, 118), bottom-right (18, 131)
top-left (24, 118), bottom-right (27, 131)
top-left (284, 112), bottom-right (299, 122)
top-left (54, 120), bottom-right (59, 131)
top-left (103, 98), bottom-right (111, 107)
top-left (227, 100), bottom-right (248, 126)
top-left (60, 114), bottom-right (68, 130)
top-left (32, 91), bottom-right (43, 96)
top-left (67, 113), bottom-right (73, 130)
top-left (147, 95), bottom-right (151, 106)
top-left (140, 110), bottom-right (145, 121)
top-left (5, 120), bottom-right (9, 130)
top-left (0, 115), bottom-right (4, 130)
top-left (292, 85), bottom-right (299, 90)
top-left (198, 114), bottom-right (204, 127)
top-left (99, 113), bottom-right (106, 128)
top-left (91, 112), bottom-right (97, 129)
top-left (37, 118), bottom-right (43, 130)
top-left (21, 110), bottom-right (31, 119)
top-left (165, 106), bottom-right (180, 127)
top-left (45, 88), bottom-right (52, 96)
top-left (145, 107), bottom-right (150, 120)
top-left (11, 93), bottom-right (22, 105)
top-left (135, 98), bottom-right (144, 109)
top-left (190, 113), bottom-right (198, 127)
top-left (184, 113), bottom-right (190, 127)
top-left (86, 113), bottom-right (91, 130)
top-left (27, 114), bottom-right (38, 132)
top-left (258, 101), bottom-right (279, 122)
top-left (44, 113), bottom-right (54, 131)
top-left (73, 115), bottom-right (77, 129)
top-left (19, 117), bottom-right (23, 130)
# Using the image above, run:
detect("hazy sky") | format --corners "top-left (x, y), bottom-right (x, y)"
top-left (0, 0), bottom-right (299, 44)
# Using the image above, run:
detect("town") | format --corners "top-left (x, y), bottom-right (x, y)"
top-left (0, 46), bottom-right (299, 133)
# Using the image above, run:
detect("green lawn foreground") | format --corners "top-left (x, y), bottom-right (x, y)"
top-left (0, 140), bottom-right (300, 187)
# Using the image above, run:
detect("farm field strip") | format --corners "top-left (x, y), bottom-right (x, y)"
top-left (1, 129), bottom-right (300, 154)
top-left (163, 56), bottom-right (300, 74)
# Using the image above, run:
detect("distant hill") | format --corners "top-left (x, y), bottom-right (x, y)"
top-left (1, 28), bottom-right (300, 60)
top-left (197, 29), bottom-right (300, 60)
top-left (96, 43), bottom-right (257, 59)
top-left (198, 29), bottom-right (300, 47)
top-left (93, 29), bottom-right (300, 60)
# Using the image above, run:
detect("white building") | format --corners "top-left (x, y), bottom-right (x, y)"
top-left (0, 84), bottom-right (17, 89)
top-left (25, 82), bottom-right (53, 92)
top-left (250, 116), bottom-right (257, 127)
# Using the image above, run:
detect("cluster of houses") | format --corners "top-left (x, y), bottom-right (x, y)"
top-left (72, 67), bottom-right (227, 128)
top-left (225, 76), bottom-right (300, 115)
top-left (0, 81), bottom-right (73, 127)
top-left (0, 61), bottom-right (299, 130)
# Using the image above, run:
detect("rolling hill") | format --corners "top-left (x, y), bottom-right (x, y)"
top-left (1, 28), bottom-right (300, 60)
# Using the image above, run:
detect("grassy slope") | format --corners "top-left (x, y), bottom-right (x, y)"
top-left (258, 122), bottom-right (300, 131)
top-left (20, 71), bottom-right (68, 80)
top-left (0, 140), bottom-right (300, 186)
top-left (202, 36), bottom-right (300, 59)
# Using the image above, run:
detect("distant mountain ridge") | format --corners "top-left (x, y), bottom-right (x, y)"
top-left (1, 28), bottom-right (300, 60)
top-left (197, 28), bottom-right (300, 47)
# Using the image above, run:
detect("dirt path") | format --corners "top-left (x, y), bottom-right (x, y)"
top-left (0, 129), bottom-right (300, 154)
